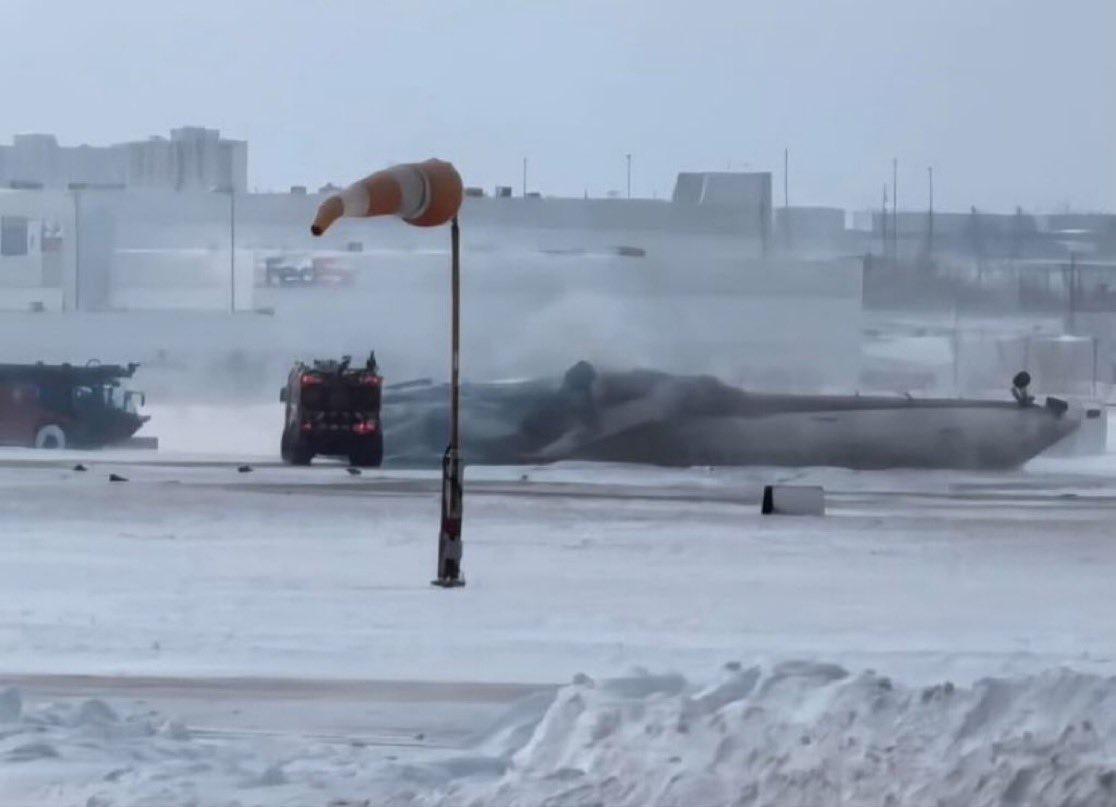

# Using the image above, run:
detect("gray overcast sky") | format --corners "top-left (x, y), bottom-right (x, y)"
top-left (5, 0), bottom-right (1113, 213)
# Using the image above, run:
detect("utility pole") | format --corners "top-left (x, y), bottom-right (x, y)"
top-left (892, 157), bottom-right (899, 261)
top-left (784, 147), bottom-right (790, 250)
top-left (970, 205), bottom-right (985, 284)
top-left (1068, 251), bottom-right (1078, 334)
top-left (214, 185), bottom-right (237, 312)
top-left (760, 181), bottom-right (770, 259)
top-left (522, 157), bottom-right (527, 197)
top-left (784, 148), bottom-right (790, 208)
top-left (625, 153), bottom-right (632, 199)
top-left (70, 184), bottom-right (84, 312)
top-left (881, 184), bottom-right (889, 259)
top-left (229, 189), bottom-right (236, 313)
top-left (927, 166), bottom-right (934, 262)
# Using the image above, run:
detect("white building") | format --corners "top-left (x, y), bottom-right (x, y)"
top-left (0, 189), bottom-right (76, 312)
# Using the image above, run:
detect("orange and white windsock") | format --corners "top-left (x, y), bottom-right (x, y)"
top-left (311, 159), bottom-right (463, 236)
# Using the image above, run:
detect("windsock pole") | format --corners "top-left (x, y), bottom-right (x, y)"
top-left (450, 217), bottom-right (460, 451)
top-left (433, 216), bottom-right (465, 587)
top-left (308, 159), bottom-right (466, 588)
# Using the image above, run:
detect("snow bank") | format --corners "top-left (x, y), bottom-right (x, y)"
top-left (4, 663), bottom-right (1116, 806)
top-left (432, 661), bottom-right (1116, 807)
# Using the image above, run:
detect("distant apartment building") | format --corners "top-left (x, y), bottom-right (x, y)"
top-left (120, 127), bottom-right (247, 192)
top-left (0, 127), bottom-right (247, 192)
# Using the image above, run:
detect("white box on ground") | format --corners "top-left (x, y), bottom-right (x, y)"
top-left (762, 484), bottom-right (825, 516)
top-left (1041, 402), bottom-right (1108, 457)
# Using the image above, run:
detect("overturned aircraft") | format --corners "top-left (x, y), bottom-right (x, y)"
top-left (382, 363), bottom-right (1081, 470)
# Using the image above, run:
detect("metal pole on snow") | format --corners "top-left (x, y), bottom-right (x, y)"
top-left (434, 217), bottom-right (465, 587)
top-left (309, 159), bottom-right (465, 586)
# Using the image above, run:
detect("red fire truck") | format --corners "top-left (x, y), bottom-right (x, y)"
top-left (280, 353), bottom-right (383, 466)
top-left (0, 362), bottom-right (148, 449)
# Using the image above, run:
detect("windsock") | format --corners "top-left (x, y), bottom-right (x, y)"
top-left (311, 159), bottom-right (463, 236)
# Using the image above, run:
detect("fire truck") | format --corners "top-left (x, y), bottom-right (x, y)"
top-left (280, 353), bottom-right (383, 466)
top-left (0, 362), bottom-right (148, 449)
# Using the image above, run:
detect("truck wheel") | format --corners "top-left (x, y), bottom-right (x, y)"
top-left (283, 441), bottom-right (314, 465)
top-left (349, 434), bottom-right (384, 468)
top-left (34, 424), bottom-right (67, 449)
top-left (281, 428), bottom-right (314, 465)
top-left (290, 448), bottom-right (314, 466)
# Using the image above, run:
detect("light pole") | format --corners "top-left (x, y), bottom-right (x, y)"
top-left (625, 153), bottom-right (631, 199)
top-left (927, 166), bottom-right (934, 262)
top-left (310, 160), bottom-right (465, 586)
top-left (229, 189), bottom-right (236, 313)
top-left (892, 157), bottom-right (899, 261)
top-left (881, 184), bottom-right (889, 259)
top-left (783, 148), bottom-right (790, 250)
top-left (68, 182), bottom-right (86, 312)
top-left (214, 184), bottom-right (236, 313)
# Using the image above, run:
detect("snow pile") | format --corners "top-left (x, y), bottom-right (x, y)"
top-left (0, 691), bottom-right (202, 795)
top-left (4, 664), bottom-right (1116, 806)
top-left (430, 661), bottom-right (1116, 807)
top-left (0, 685), bottom-right (491, 807)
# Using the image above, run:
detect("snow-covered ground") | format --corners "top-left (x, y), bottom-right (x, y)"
top-left (2, 422), bottom-right (1115, 804)
top-left (5, 662), bottom-right (1116, 806)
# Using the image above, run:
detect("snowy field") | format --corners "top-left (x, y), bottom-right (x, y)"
top-left (2, 428), bottom-right (1116, 804)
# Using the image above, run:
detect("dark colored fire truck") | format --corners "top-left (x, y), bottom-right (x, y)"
top-left (280, 353), bottom-right (383, 466)
top-left (0, 362), bottom-right (148, 449)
